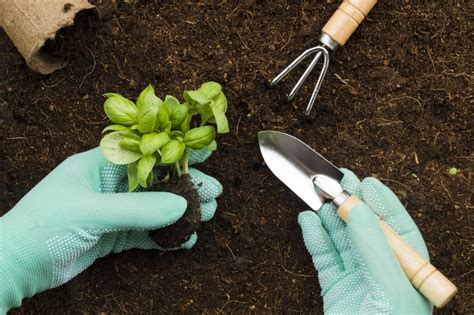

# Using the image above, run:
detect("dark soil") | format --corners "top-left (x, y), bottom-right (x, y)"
top-left (150, 174), bottom-right (201, 248)
top-left (1, 0), bottom-right (472, 313)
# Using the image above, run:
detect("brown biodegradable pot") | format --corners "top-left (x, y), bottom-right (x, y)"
top-left (149, 175), bottom-right (201, 248)
top-left (0, 0), bottom-right (96, 74)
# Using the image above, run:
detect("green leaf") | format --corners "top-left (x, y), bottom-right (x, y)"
top-left (119, 133), bottom-right (141, 152)
top-left (139, 132), bottom-right (170, 155)
top-left (127, 161), bottom-right (139, 192)
top-left (102, 125), bottom-right (130, 133)
top-left (207, 140), bottom-right (217, 152)
top-left (199, 81), bottom-right (222, 100)
top-left (180, 114), bottom-right (192, 134)
top-left (138, 155), bottom-right (157, 188)
top-left (201, 103), bottom-right (214, 124)
top-left (137, 85), bottom-right (161, 134)
top-left (161, 140), bottom-right (185, 164)
top-left (161, 121), bottom-right (172, 133)
top-left (205, 92), bottom-right (227, 125)
top-left (183, 90), bottom-right (211, 106)
top-left (100, 131), bottom-right (142, 165)
top-left (169, 130), bottom-right (184, 139)
top-left (189, 107), bottom-right (199, 116)
top-left (146, 169), bottom-right (154, 187)
top-left (164, 95), bottom-right (181, 112)
top-left (103, 93), bottom-right (138, 126)
top-left (213, 92), bottom-right (228, 112)
top-left (183, 126), bottom-right (216, 149)
top-left (170, 104), bottom-right (189, 129)
top-left (209, 102), bottom-right (229, 133)
top-left (154, 101), bottom-right (170, 130)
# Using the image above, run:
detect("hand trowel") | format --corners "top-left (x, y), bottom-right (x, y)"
top-left (258, 130), bottom-right (457, 308)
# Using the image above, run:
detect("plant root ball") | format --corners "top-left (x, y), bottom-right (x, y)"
top-left (149, 175), bottom-right (201, 248)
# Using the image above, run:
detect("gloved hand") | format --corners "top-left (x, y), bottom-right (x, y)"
top-left (298, 169), bottom-right (433, 314)
top-left (0, 147), bottom-right (222, 313)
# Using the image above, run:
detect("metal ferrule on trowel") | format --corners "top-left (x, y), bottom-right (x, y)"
top-left (312, 175), bottom-right (351, 208)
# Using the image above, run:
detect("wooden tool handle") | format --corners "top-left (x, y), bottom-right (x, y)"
top-left (322, 0), bottom-right (377, 46)
top-left (337, 196), bottom-right (457, 308)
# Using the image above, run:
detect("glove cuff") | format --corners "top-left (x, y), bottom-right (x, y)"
top-left (0, 214), bottom-right (52, 312)
top-left (0, 255), bottom-right (22, 313)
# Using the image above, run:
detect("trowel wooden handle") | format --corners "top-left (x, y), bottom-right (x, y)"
top-left (337, 195), bottom-right (457, 308)
top-left (322, 0), bottom-right (377, 46)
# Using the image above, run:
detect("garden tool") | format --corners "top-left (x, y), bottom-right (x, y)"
top-left (272, 0), bottom-right (377, 115)
top-left (258, 130), bottom-right (457, 308)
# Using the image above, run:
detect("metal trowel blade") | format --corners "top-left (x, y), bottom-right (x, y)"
top-left (258, 130), bottom-right (343, 211)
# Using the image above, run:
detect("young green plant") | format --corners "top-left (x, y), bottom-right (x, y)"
top-left (100, 82), bottom-right (229, 191)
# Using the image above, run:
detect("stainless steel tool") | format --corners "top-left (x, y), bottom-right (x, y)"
top-left (258, 130), bottom-right (457, 308)
top-left (271, 0), bottom-right (377, 115)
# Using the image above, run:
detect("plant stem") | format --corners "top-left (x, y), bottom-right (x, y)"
top-left (175, 162), bottom-right (181, 177)
top-left (182, 149), bottom-right (192, 175)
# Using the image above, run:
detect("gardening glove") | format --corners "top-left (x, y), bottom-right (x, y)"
top-left (0, 147), bottom-right (222, 313)
top-left (100, 147), bottom-right (221, 250)
top-left (298, 169), bottom-right (433, 314)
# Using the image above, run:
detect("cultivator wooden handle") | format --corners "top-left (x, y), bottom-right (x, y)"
top-left (322, 0), bottom-right (377, 46)
top-left (338, 196), bottom-right (458, 308)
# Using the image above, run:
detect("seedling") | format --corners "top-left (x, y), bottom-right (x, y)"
top-left (100, 81), bottom-right (228, 191)
top-left (99, 82), bottom-right (229, 247)
top-left (449, 167), bottom-right (458, 176)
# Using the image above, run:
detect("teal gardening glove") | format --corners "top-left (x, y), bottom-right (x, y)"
top-left (0, 147), bottom-right (222, 313)
top-left (298, 169), bottom-right (433, 314)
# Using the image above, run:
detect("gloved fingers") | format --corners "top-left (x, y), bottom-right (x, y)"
top-left (200, 199), bottom-right (218, 222)
top-left (178, 232), bottom-right (198, 249)
top-left (153, 232), bottom-right (198, 251)
top-left (298, 211), bottom-right (344, 291)
top-left (317, 169), bottom-right (362, 233)
top-left (317, 169), bottom-right (361, 270)
top-left (361, 178), bottom-right (429, 260)
top-left (346, 202), bottom-right (412, 294)
top-left (111, 230), bottom-right (198, 252)
top-left (58, 148), bottom-right (123, 192)
top-left (340, 168), bottom-right (363, 196)
top-left (66, 147), bottom-right (109, 170)
top-left (99, 162), bottom-right (128, 193)
top-left (188, 168), bottom-right (223, 203)
top-left (88, 191), bottom-right (187, 230)
top-left (110, 231), bottom-right (157, 252)
top-left (188, 148), bottom-right (212, 165)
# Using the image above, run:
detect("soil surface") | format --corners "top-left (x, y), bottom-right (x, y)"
top-left (151, 175), bottom-right (202, 248)
top-left (1, 0), bottom-right (472, 313)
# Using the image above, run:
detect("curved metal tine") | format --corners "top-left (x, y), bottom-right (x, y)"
top-left (305, 47), bottom-right (330, 115)
top-left (288, 50), bottom-right (323, 100)
top-left (271, 46), bottom-right (323, 86)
